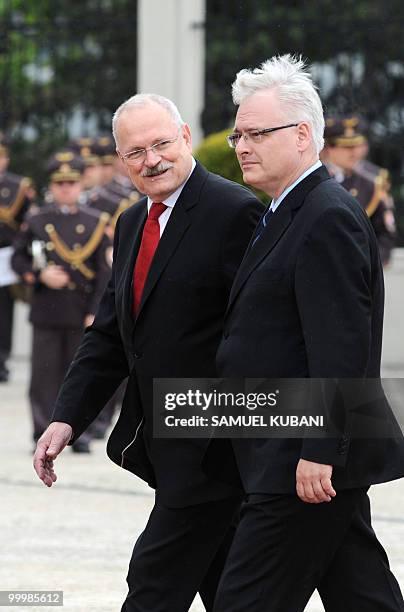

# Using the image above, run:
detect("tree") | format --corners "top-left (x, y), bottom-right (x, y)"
top-left (0, 0), bottom-right (137, 188)
top-left (204, 0), bottom-right (404, 241)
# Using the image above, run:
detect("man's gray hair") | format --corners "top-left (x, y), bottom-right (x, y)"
top-left (112, 93), bottom-right (184, 143)
top-left (232, 54), bottom-right (324, 154)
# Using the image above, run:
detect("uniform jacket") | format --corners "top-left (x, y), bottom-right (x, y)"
top-left (51, 162), bottom-right (263, 507)
top-left (326, 163), bottom-right (396, 265)
top-left (85, 184), bottom-right (137, 226)
top-left (12, 205), bottom-right (111, 329)
top-left (104, 174), bottom-right (141, 202)
top-left (0, 171), bottom-right (31, 247)
top-left (204, 165), bottom-right (404, 494)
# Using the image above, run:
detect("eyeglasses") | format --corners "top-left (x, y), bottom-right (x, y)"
top-left (227, 123), bottom-right (299, 148)
top-left (121, 128), bottom-right (181, 166)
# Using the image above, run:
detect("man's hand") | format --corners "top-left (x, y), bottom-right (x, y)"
top-left (33, 422), bottom-right (73, 487)
top-left (39, 265), bottom-right (70, 289)
top-left (84, 314), bottom-right (95, 328)
top-left (23, 271), bottom-right (36, 285)
top-left (296, 458), bottom-right (336, 503)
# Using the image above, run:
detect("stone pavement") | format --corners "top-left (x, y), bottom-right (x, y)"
top-left (1, 249), bottom-right (404, 612)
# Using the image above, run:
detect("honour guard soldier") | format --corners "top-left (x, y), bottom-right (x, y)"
top-left (69, 137), bottom-right (103, 191)
top-left (12, 151), bottom-right (111, 451)
top-left (74, 135), bottom-right (137, 241)
top-left (86, 137), bottom-right (140, 241)
top-left (0, 133), bottom-right (32, 382)
top-left (323, 115), bottom-right (396, 265)
top-left (85, 181), bottom-right (133, 242)
top-left (100, 138), bottom-right (141, 203)
top-left (94, 134), bottom-right (116, 186)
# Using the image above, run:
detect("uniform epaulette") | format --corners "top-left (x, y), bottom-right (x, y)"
top-left (28, 204), bottom-right (55, 218)
top-left (356, 161), bottom-right (391, 193)
top-left (78, 203), bottom-right (110, 220)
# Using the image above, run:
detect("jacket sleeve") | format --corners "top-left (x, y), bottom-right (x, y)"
top-left (51, 217), bottom-right (130, 441)
top-left (295, 205), bottom-right (375, 466)
top-left (11, 220), bottom-right (35, 278)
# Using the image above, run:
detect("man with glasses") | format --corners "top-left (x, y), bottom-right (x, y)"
top-left (204, 55), bottom-right (404, 611)
top-left (32, 94), bottom-right (262, 611)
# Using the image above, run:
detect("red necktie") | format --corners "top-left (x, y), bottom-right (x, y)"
top-left (133, 202), bottom-right (167, 316)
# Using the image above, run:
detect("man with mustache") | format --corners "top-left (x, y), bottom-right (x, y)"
top-left (33, 93), bottom-right (262, 611)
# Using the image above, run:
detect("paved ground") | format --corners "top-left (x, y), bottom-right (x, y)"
top-left (1, 250), bottom-right (404, 611)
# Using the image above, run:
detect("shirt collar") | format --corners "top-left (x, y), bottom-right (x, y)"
top-left (147, 157), bottom-right (196, 212)
top-left (269, 160), bottom-right (323, 213)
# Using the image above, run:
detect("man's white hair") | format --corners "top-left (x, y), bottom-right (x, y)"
top-left (112, 93), bottom-right (184, 144)
top-left (232, 54), bottom-right (324, 154)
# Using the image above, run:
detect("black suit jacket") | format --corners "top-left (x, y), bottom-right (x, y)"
top-left (51, 161), bottom-right (263, 506)
top-left (205, 165), bottom-right (404, 494)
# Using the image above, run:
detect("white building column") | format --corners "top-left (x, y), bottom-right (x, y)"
top-left (137, 0), bottom-right (206, 145)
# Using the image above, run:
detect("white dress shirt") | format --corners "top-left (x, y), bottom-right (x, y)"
top-left (146, 157), bottom-right (196, 237)
top-left (269, 160), bottom-right (323, 213)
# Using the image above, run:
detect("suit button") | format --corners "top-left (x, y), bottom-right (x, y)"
top-left (337, 437), bottom-right (349, 454)
top-left (134, 352), bottom-right (142, 359)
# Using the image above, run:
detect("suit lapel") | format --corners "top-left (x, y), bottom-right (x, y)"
top-left (228, 201), bottom-right (292, 308)
top-left (122, 203), bottom-right (147, 326)
top-left (227, 166), bottom-right (331, 312)
top-left (135, 162), bottom-right (208, 319)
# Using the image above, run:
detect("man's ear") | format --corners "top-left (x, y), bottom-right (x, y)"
top-left (296, 122), bottom-right (311, 152)
top-left (182, 124), bottom-right (193, 152)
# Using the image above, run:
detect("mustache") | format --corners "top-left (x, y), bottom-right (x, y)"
top-left (141, 162), bottom-right (173, 177)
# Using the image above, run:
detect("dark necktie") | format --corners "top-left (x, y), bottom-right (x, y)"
top-left (251, 206), bottom-right (274, 247)
top-left (133, 202), bottom-right (167, 315)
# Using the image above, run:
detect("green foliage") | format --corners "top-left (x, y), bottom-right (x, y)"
top-left (204, 0), bottom-right (404, 242)
top-left (0, 0), bottom-right (137, 189)
top-left (195, 130), bottom-right (242, 184)
top-left (204, 0), bottom-right (404, 132)
top-left (195, 129), bottom-right (268, 203)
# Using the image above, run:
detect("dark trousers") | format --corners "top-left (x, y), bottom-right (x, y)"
top-left (30, 327), bottom-right (90, 444)
top-left (213, 490), bottom-right (404, 612)
top-left (121, 495), bottom-right (242, 612)
top-left (0, 285), bottom-right (14, 365)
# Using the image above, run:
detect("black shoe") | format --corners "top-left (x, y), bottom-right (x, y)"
top-left (0, 366), bottom-right (9, 383)
top-left (89, 426), bottom-right (107, 440)
top-left (71, 440), bottom-right (91, 453)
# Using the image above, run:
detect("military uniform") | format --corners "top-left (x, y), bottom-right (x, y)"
top-left (86, 185), bottom-right (134, 237)
top-left (11, 152), bottom-right (111, 448)
top-left (324, 116), bottom-right (396, 265)
top-left (0, 135), bottom-right (32, 381)
top-left (104, 173), bottom-right (141, 203)
top-left (69, 136), bottom-right (100, 169)
top-left (90, 135), bottom-right (140, 233)
top-left (95, 134), bottom-right (116, 171)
